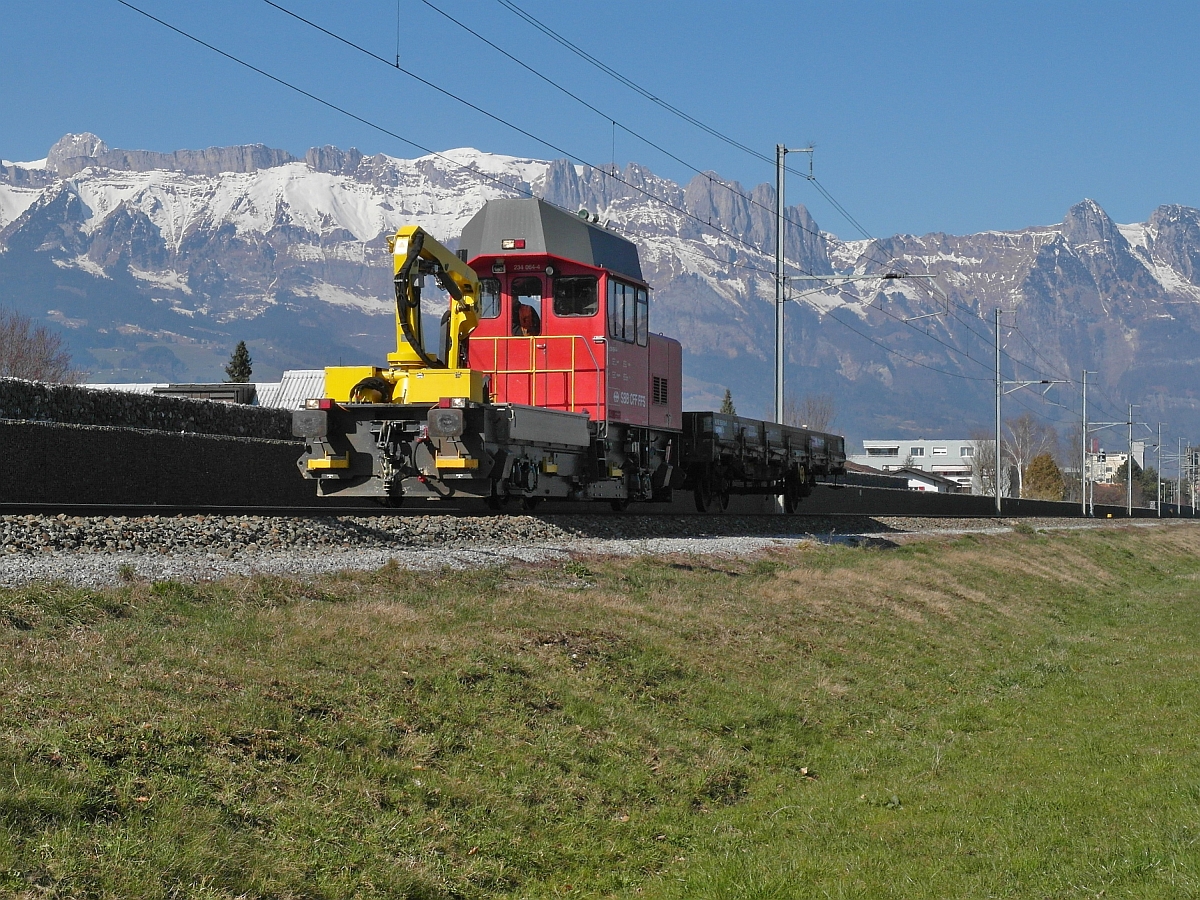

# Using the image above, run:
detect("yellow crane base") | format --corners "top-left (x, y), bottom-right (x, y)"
top-left (324, 365), bottom-right (484, 405)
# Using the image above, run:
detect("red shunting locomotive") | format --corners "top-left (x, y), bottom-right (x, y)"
top-left (294, 197), bottom-right (845, 512)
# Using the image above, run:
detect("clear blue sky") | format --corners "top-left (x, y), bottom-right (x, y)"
top-left (3, 0), bottom-right (1197, 239)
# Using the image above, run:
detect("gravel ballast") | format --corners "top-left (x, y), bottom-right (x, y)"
top-left (0, 513), bottom-right (1179, 587)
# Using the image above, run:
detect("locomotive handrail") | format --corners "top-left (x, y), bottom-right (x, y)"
top-left (471, 335), bottom-right (603, 418)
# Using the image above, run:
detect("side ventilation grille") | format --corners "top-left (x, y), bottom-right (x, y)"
top-left (652, 376), bottom-right (669, 406)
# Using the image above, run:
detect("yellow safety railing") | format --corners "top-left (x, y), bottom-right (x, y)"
top-left (471, 335), bottom-right (603, 415)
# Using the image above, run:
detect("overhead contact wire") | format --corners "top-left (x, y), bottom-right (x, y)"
top-left (114, 0), bottom-right (1018, 389)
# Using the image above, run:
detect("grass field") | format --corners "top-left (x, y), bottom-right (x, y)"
top-left (3, 523), bottom-right (1200, 898)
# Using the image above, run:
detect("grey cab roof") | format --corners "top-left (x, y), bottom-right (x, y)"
top-left (459, 198), bottom-right (643, 282)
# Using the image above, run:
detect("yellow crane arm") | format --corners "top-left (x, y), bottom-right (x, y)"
top-left (322, 225), bottom-right (484, 404)
top-left (388, 225), bottom-right (480, 371)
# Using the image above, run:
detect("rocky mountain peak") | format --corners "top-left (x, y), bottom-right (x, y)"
top-left (47, 133), bottom-right (109, 173)
top-left (44, 132), bottom-right (298, 177)
top-left (304, 145), bottom-right (365, 176)
top-left (1062, 198), bottom-right (1123, 247)
top-left (1148, 204), bottom-right (1200, 285)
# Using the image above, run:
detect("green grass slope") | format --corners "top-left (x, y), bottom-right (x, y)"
top-left (3, 524), bottom-right (1200, 898)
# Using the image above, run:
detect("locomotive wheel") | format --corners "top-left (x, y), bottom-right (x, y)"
top-left (521, 496), bottom-right (542, 511)
top-left (376, 496), bottom-right (404, 509)
top-left (485, 493), bottom-right (509, 511)
top-left (610, 497), bottom-right (630, 512)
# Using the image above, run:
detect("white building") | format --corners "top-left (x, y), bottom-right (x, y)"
top-left (1087, 442), bottom-right (1146, 484)
top-left (892, 467), bottom-right (963, 493)
top-left (849, 439), bottom-right (983, 493)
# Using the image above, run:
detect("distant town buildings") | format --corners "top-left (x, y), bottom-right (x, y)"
top-left (849, 439), bottom-right (979, 492)
top-left (1086, 442), bottom-right (1145, 484)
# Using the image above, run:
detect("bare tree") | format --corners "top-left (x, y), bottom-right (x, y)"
top-left (0, 309), bottom-right (82, 383)
top-left (969, 432), bottom-right (1006, 498)
top-left (784, 392), bottom-right (836, 433)
top-left (1004, 412), bottom-right (1057, 498)
top-left (1061, 423), bottom-right (1084, 503)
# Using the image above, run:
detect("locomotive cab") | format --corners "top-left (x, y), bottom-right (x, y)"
top-left (460, 199), bottom-right (682, 433)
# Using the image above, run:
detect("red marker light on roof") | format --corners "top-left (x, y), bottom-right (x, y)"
top-left (501, 239), bottom-right (526, 250)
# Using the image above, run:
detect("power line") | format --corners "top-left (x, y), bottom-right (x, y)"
top-left (268, 0), bottom-right (860, 277)
top-left (112, 1), bottom-right (531, 199)
top-left (426, 0), bottom-right (861, 257)
top-left (820, 309), bottom-right (993, 381)
top-left (111, 0), bottom-right (791, 282)
top-left (257, 0), bottom-right (828, 273)
top-left (113, 0), bottom-right (1098, 401)
top-left (495, 0), bottom-right (772, 167)
top-left (407, 0), bottom-right (1022, 377)
top-left (264, 0), bottom-right (1004, 387)
top-left (491, 0), bottom-right (1093, 390)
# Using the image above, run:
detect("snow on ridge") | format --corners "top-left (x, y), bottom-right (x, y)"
top-left (0, 185), bottom-right (43, 229)
top-left (301, 283), bottom-right (392, 315)
top-left (55, 149), bottom-right (551, 246)
top-left (52, 255), bottom-right (109, 279)
top-left (1116, 222), bottom-right (1150, 253)
top-left (129, 266), bottom-right (192, 295)
top-left (1, 158), bottom-right (48, 170)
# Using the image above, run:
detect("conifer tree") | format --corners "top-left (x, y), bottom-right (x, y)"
top-left (225, 341), bottom-right (253, 383)
top-left (1023, 452), bottom-right (1065, 500)
top-left (719, 388), bottom-right (736, 415)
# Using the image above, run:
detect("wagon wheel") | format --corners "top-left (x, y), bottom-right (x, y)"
top-left (694, 473), bottom-right (729, 514)
top-left (783, 473), bottom-right (802, 514)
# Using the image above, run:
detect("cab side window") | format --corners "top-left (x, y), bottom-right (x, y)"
top-left (608, 280), bottom-right (625, 340)
top-left (479, 277), bottom-right (501, 319)
top-left (553, 276), bottom-right (597, 316)
top-left (635, 287), bottom-right (648, 346)
top-left (607, 279), bottom-right (648, 345)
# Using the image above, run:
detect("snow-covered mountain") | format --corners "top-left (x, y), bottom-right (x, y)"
top-left (3, 132), bottom-right (1200, 441)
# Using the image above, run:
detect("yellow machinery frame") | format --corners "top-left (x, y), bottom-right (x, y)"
top-left (324, 226), bottom-right (484, 404)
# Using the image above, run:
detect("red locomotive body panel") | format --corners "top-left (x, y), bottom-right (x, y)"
top-left (465, 254), bottom-right (683, 432)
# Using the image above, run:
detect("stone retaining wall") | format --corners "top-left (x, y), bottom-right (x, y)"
top-left (0, 378), bottom-right (295, 440)
top-left (0, 421), bottom-right (317, 506)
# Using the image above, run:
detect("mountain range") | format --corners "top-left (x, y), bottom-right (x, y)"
top-left (3, 132), bottom-right (1199, 445)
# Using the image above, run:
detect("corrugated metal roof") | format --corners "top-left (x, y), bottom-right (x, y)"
top-left (81, 372), bottom-right (325, 409)
top-left (261, 370), bottom-right (325, 409)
